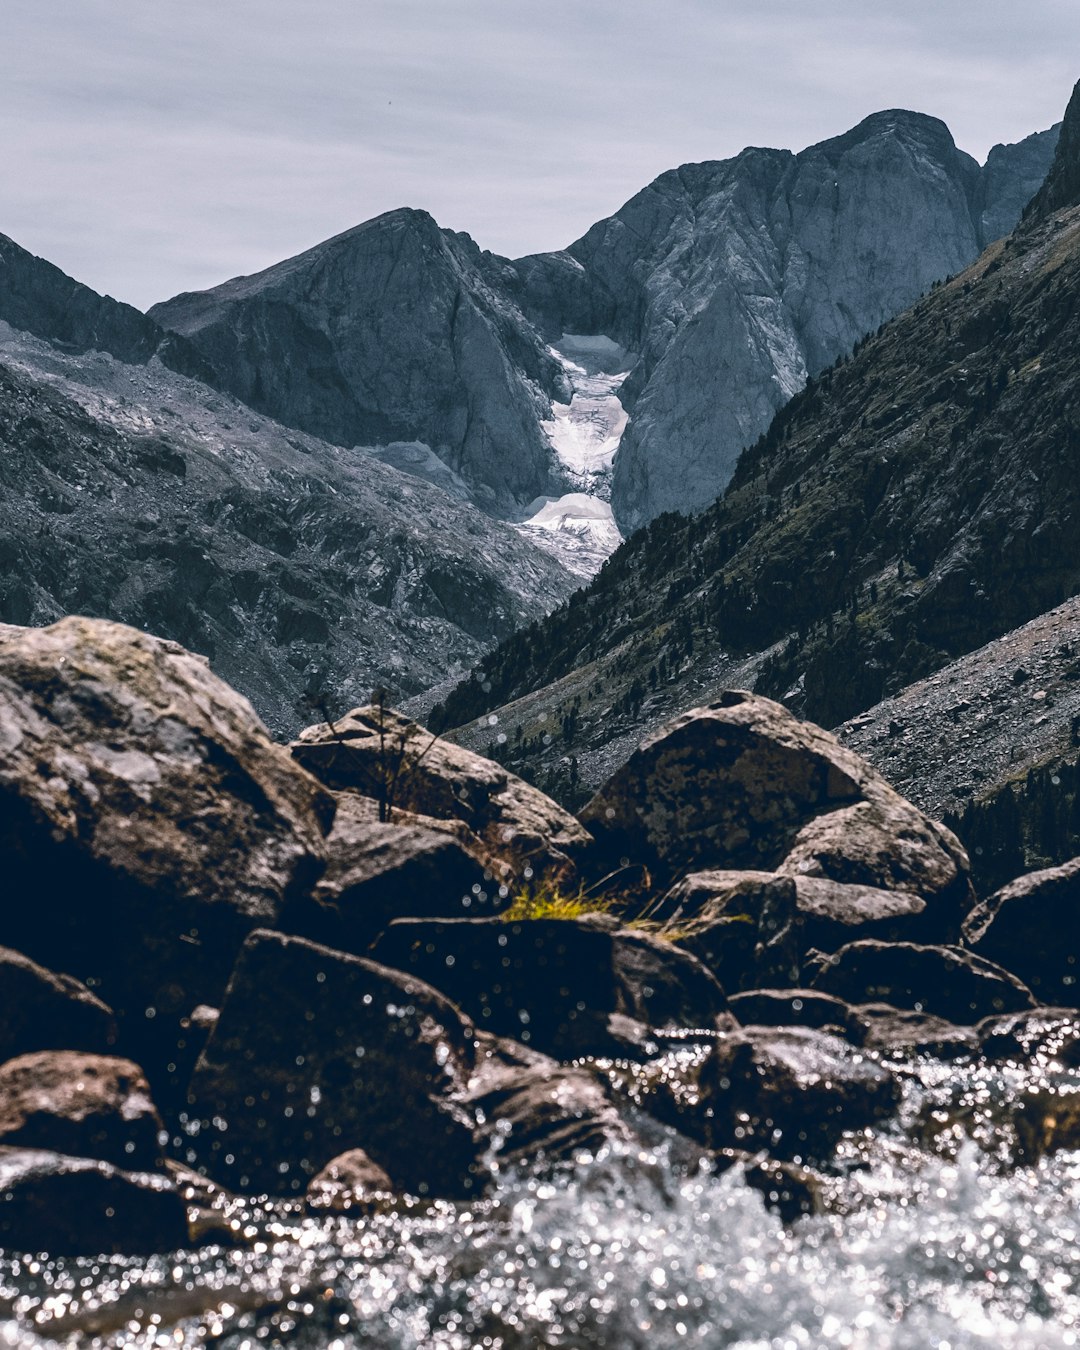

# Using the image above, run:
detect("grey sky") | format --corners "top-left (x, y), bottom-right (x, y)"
top-left (4, 0), bottom-right (1078, 310)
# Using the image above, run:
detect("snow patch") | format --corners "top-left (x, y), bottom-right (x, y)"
top-left (515, 493), bottom-right (622, 580)
top-left (541, 334), bottom-right (633, 490)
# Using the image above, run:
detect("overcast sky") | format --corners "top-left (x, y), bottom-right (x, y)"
top-left (4, 1), bottom-right (1078, 310)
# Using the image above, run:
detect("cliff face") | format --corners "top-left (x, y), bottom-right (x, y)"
top-left (150, 210), bottom-right (566, 515)
top-left (530, 115), bottom-right (1058, 531)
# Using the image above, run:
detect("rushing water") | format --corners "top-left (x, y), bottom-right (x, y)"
top-left (4, 1055), bottom-right (1080, 1349)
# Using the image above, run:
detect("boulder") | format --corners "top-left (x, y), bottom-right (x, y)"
top-left (621, 1027), bottom-right (900, 1163)
top-left (187, 930), bottom-right (481, 1198)
top-left (0, 1147), bottom-right (191, 1256)
top-left (962, 859), bottom-right (1080, 1006)
top-left (464, 1034), bottom-right (630, 1169)
top-left (580, 694), bottom-right (973, 930)
top-left (0, 946), bottom-right (117, 1061)
top-left (0, 1052), bottom-right (165, 1171)
top-left (727, 988), bottom-right (854, 1035)
top-left (305, 1149), bottom-right (396, 1216)
top-left (978, 1009), bottom-right (1080, 1065)
top-left (812, 940), bottom-right (1036, 1024)
top-left (652, 871), bottom-right (800, 994)
top-left (291, 705), bottom-right (592, 883)
top-left (847, 1005), bottom-right (980, 1059)
top-left (370, 914), bottom-right (734, 1060)
top-left (0, 617), bottom-right (334, 1025)
top-left (791, 876), bottom-right (929, 951)
top-left (283, 791), bottom-right (491, 953)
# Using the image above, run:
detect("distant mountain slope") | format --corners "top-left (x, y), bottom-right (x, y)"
top-left (512, 114), bottom-right (1059, 531)
top-left (0, 232), bottom-right (212, 380)
top-left (431, 82), bottom-right (1080, 805)
top-left (836, 595), bottom-right (1080, 893)
top-left (148, 117), bottom-right (1058, 530)
top-left (0, 325), bottom-right (576, 736)
top-left (150, 210), bottom-right (567, 515)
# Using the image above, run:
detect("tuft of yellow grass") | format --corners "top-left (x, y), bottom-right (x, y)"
top-left (501, 879), bottom-right (613, 923)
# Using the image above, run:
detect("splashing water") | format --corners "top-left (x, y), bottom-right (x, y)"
top-left (3, 1059), bottom-right (1080, 1348)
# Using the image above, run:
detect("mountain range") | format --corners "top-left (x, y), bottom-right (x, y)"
top-left (0, 94), bottom-right (1070, 814)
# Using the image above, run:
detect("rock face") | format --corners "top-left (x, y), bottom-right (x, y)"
top-left (292, 705), bottom-right (593, 883)
top-left (0, 947), bottom-right (117, 1061)
top-left (1023, 79), bottom-right (1080, 224)
top-left (0, 616), bottom-right (334, 1020)
top-left (0, 1053), bottom-right (164, 1171)
top-left (580, 693), bottom-right (973, 922)
top-left (962, 859), bottom-right (1080, 1006)
top-left (150, 210), bottom-right (565, 515)
top-left (187, 930), bottom-right (482, 1197)
top-left (523, 115), bottom-right (1057, 531)
top-left (370, 915), bottom-right (733, 1059)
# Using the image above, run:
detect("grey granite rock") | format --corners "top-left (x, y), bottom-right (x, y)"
top-left (150, 209), bottom-right (566, 515)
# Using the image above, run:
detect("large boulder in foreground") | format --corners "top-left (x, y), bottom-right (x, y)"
top-left (962, 858), bottom-right (1080, 1006)
top-left (0, 946), bottom-right (117, 1061)
top-left (812, 940), bottom-right (1037, 1024)
top-left (0, 617), bottom-right (335, 1020)
top-left (580, 693), bottom-right (973, 928)
top-left (187, 930), bottom-right (481, 1198)
top-left (291, 705), bottom-right (592, 883)
top-left (370, 914), bottom-right (734, 1060)
top-left (0, 1147), bottom-right (190, 1256)
top-left (0, 1052), bottom-right (165, 1171)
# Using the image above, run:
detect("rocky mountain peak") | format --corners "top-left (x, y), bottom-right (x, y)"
top-left (1023, 79), bottom-right (1080, 223)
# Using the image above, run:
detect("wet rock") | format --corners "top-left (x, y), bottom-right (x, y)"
top-left (847, 1004), bottom-right (980, 1059)
top-left (0, 1052), bottom-right (165, 1171)
top-left (812, 940), bottom-right (1036, 1024)
top-left (653, 871), bottom-right (800, 994)
top-left (791, 876), bottom-right (929, 951)
top-left (0, 617), bottom-right (335, 1026)
top-left (0, 1146), bottom-right (190, 1256)
top-left (977, 1008), bottom-right (1080, 1064)
top-left (962, 858), bottom-right (1080, 1006)
top-left (727, 988), bottom-right (855, 1035)
top-left (292, 705), bottom-right (591, 883)
top-left (370, 915), bottom-right (733, 1060)
top-left (1013, 1084), bottom-right (1080, 1163)
top-left (464, 1034), bottom-right (629, 1169)
top-left (698, 1028), bottom-right (901, 1161)
top-left (624, 1027), bottom-right (900, 1163)
top-left (187, 930), bottom-right (480, 1198)
top-left (305, 1148), bottom-right (396, 1216)
top-left (0, 946), bottom-right (117, 1061)
top-left (579, 694), bottom-right (973, 932)
top-left (285, 791), bottom-right (491, 953)
top-left (713, 1148), bottom-right (831, 1223)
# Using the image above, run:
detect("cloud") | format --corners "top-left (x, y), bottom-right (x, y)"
top-left (2, 0), bottom-right (1077, 308)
